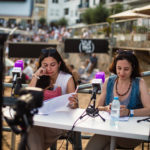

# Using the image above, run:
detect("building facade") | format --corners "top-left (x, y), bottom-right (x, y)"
top-left (1, 0), bottom-right (150, 27)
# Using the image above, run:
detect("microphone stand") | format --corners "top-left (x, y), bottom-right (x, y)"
top-left (14, 77), bottom-right (22, 96)
top-left (80, 91), bottom-right (105, 122)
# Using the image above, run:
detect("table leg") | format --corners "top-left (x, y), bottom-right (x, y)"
top-left (110, 136), bottom-right (116, 150)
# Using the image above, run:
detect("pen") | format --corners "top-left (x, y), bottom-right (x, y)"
top-left (75, 85), bottom-right (79, 93)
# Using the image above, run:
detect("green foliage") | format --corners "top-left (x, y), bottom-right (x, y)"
top-left (82, 8), bottom-right (94, 24)
top-left (136, 26), bottom-right (148, 33)
top-left (93, 4), bottom-right (109, 23)
top-left (110, 3), bottom-right (124, 15)
top-left (57, 17), bottom-right (68, 26)
top-left (39, 17), bottom-right (46, 26)
top-left (82, 4), bottom-right (109, 24)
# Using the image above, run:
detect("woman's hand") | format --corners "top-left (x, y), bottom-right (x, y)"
top-left (98, 104), bottom-right (129, 117)
top-left (120, 105), bottom-right (130, 117)
top-left (34, 67), bottom-right (47, 77)
top-left (98, 104), bottom-right (111, 113)
top-left (68, 93), bottom-right (78, 109)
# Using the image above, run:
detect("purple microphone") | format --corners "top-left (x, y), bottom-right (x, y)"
top-left (95, 72), bottom-right (105, 83)
top-left (14, 60), bottom-right (24, 71)
top-left (12, 60), bottom-right (24, 83)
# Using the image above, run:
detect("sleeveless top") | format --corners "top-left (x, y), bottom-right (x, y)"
top-left (55, 71), bottom-right (72, 95)
top-left (105, 75), bottom-right (143, 109)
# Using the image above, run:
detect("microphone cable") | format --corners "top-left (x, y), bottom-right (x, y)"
top-left (60, 100), bottom-right (91, 150)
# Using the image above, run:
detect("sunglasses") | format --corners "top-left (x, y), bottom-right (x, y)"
top-left (116, 50), bottom-right (134, 55)
top-left (41, 49), bottom-right (57, 55)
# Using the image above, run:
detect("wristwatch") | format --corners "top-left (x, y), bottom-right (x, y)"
top-left (130, 109), bottom-right (134, 117)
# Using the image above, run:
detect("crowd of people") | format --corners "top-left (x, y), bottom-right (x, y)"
top-left (4, 25), bottom-right (72, 43)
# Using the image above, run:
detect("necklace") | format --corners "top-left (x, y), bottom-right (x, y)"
top-left (115, 78), bottom-right (132, 96)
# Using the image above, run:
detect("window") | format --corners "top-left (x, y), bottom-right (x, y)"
top-left (52, 0), bottom-right (59, 3)
top-left (55, 9), bottom-right (59, 16)
top-left (64, 8), bottom-right (69, 15)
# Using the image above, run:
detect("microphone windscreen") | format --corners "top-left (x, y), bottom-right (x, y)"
top-left (95, 72), bottom-right (105, 83)
top-left (14, 60), bottom-right (24, 71)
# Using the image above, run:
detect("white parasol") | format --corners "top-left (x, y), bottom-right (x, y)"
top-left (109, 10), bottom-right (150, 20)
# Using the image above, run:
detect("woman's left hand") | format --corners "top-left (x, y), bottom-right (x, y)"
top-left (68, 93), bottom-right (78, 109)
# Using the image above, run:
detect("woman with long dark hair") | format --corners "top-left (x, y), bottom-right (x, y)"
top-left (27, 47), bottom-right (78, 150)
top-left (86, 50), bottom-right (150, 150)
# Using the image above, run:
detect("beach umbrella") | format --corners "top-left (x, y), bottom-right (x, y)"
top-left (5, 58), bottom-right (14, 67)
top-left (109, 10), bottom-right (150, 20)
top-left (133, 5), bottom-right (150, 15)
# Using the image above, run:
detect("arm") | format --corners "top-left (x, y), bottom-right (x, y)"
top-left (97, 78), bottom-right (111, 112)
top-left (67, 77), bottom-right (78, 109)
top-left (133, 78), bottom-right (150, 116)
top-left (28, 67), bottom-right (46, 87)
top-left (120, 78), bottom-right (150, 117)
top-left (66, 77), bottom-right (76, 93)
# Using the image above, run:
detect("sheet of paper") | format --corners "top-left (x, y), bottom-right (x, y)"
top-left (38, 93), bottom-right (74, 115)
top-left (99, 111), bottom-right (129, 121)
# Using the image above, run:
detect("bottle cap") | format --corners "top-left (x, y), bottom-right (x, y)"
top-left (114, 96), bottom-right (119, 100)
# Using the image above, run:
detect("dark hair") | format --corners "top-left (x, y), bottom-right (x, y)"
top-left (38, 47), bottom-right (71, 74)
top-left (36, 47), bottom-right (76, 88)
top-left (109, 50), bottom-right (141, 79)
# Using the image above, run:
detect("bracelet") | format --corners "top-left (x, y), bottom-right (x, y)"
top-left (129, 109), bottom-right (134, 117)
top-left (32, 74), bottom-right (40, 79)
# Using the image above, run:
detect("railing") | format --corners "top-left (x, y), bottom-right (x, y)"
top-left (69, 18), bottom-right (150, 52)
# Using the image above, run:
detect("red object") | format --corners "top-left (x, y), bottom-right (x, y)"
top-left (43, 87), bottom-right (62, 100)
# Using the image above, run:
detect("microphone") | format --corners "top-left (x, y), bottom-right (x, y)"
top-left (95, 72), bottom-right (105, 83)
top-left (77, 83), bottom-right (92, 91)
top-left (12, 60), bottom-right (24, 87)
top-left (91, 78), bottom-right (102, 99)
top-left (92, 79), bottom-right (102, 93)
top-left (77, 72), bottom-right (105, 94)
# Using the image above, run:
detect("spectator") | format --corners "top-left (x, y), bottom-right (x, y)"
top-left (23, 62), bottom-right (33, 81)
top-left (89, 53), bottom-right (98, 73)
top-left (69, 64), bottom-right (80, 85)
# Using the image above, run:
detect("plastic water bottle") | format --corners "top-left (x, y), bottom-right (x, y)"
top-left (110, 96), bottom-right (120, 128)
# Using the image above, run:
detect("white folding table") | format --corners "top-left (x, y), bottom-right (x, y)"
top-left (34, 108), bottom-right (150, 150)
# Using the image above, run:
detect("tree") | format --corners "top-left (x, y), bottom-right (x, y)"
top-left (39, 17), bottom-right (46, 28)
top-left (82, 8), bottom-right (94, 24)
top-left (110, 3), bottom-right (124, 15)
top-left (57, 17), bottom-right (68, 26)
top-left (92, 4), bottom-right (109, 23)
top-left (82, 5), bottom-right (109, 24)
